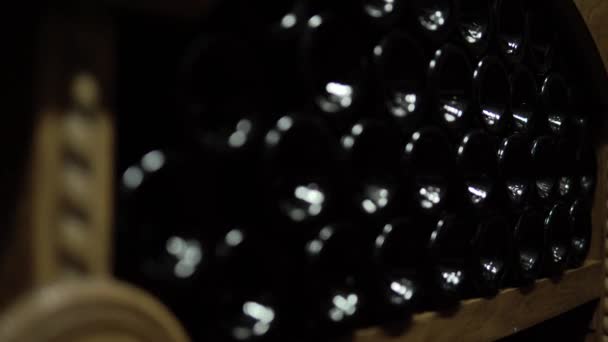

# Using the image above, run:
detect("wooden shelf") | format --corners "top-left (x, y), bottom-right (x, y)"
top-left (355, 261), bottom-right (603, 342)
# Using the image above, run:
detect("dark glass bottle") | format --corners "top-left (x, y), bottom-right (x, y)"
top-left (510, 65), bottom-right (538, 135)
top-left (456, 130), bottom-right (499, 210)
top-left (427, 214), bottom-right (474, 307)
top-left (494, 0), bottom-right (528, 64)
top-left (497, 134), bottom-right (532, 209)
top-left (458, 0), bottom-right (493, 57)
top-left (530, 136), bottom-right (557, 204)
top-left (300, 13), bottom-right (373, 124)
top-left (370, 217), bottom-right (429, 322)
top-left (342, 119), bottom-right (403, 221)
top-left (577, 141), bottom-right (597, 201)
top-left (372, 31), bottom-right (427, 133)
top-left (527, 5), bottom-right (557, 75)
top-left (402, 127), bottom-right (454, 214)
top-left (473, 56), bottom-right (511, 134)
top-left (428, 44), bottom-right (473, 135)
top-left (540, 73), bottom-right (571, 136)
top-left (179, 35), bottom-right (270, 146)
top-left (568, 199), bottom-right (592, 267)
top-left (260, 1), bottom-right (312, 112)
top-left (544, 202), bottom-right (572, 276)
top-left (115, 150), bottom-right (221, 340)
top-left (299, 223), bottom-right (366, 339)
top-left (555, 127), bottom-right (579, 200)
top-left (511, 208), bottom-right (546, 284)
top-left (471, 213), bottom-right (512, 296)
top-left (263, 115), bottom-right (342, 229)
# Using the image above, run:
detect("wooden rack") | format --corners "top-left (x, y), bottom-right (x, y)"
top-left (2, 0), bottom-right (607, 340)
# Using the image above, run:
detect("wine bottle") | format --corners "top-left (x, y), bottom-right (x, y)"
top-left (300, 12), bottom-right (373, 123)
top-left (427, 213), bottom-right (474, 307)
top-left (471, 214), bottom-right (512, 296)
top-left (456, 130), bottom-right (499, 210)
top-left (263, 115), bottom-right (342, 228)
top-left (510, 65), bottom-right (538, 135)
top-left (530, 136), bottom-right (557, 204)
top-left (402, 127), bottom-right (454, 214)
top-left (116, 150), bottom-right (222, 340)
top-left (494, 0), bottom-right (528, 64)
top-left (577, 140), bottom-right (597, 201)
top-left (527, 5), bottom-right (556, 75)
top-left (370, 217), bottom-right (430, 321)
top-left (555, 128), bottom-right (579, 200)
top-left (540, 73), bottom-right (571, 136)
top-left (458, 0), bottom-right (493, 57)
top-left (568, 199), bottom-right (592, 267)
top-left (300, 224), bottom-right (367, 339)
top-left (511, 208), bottom-right (546, 284)
top-left (372, 31), bottom-right (427, 133)
top-left (497, 134), bottom-right (532, 209)
top-left (342, 119), bottom-right (403, 220)
top-left (544, 202), bottom-right (572, 276)
top-left (473, 56), bottom-right (511, 134)
top-left (179, 34), bottom-right (271, 152)
top-left (428, 44), bottom-right (473, 135)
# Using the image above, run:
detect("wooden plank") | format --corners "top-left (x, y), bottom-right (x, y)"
top-left (356, 261), bottom-right (602, 342)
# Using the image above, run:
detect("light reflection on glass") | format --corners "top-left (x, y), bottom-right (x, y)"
top-left (265, 116), bottom-right (293, 146)
top-left (364, 0), bottom-right (395, 18)
top-left (536, 178), bottom-right (555, 199)
top-left (500, 36), bottom-right (522, 56)
top-left (316, 81), bottom-right (355, 113)
top-left (572, 237), bottom-right (587, 252)
top-left (481, 106), bottom-right (503, 128)
top-left (225, 229), bottom-right (244, 247)
top-left (281, 183), bottom-right (326, 222)
top-left (558, 177), bottom-right (572, 197)
top-left (419, 8), bottom-right (448, 31)
top-left (328, 293), bottom-right (359, 322)
top-left (232, 301), bottom-right (276, 340)
top-left (141, 150), bottom-right (166, 172)
top-left (418, 184), bottom-right (443, 210)
top-left (548, 114), bottom-right (564, 133)
top-left (361, 185), bottom-right (391, 214)
top-left (438, 266), bottom-right (463, 290)
top-left (551, 245), bottom-right (567, 262)
top-left (123, 150), bottom-right (167, 190)
top-left (519, 251), bottom-right (538, 272)
top-left (375, 224), bottom-right (393, 248)
top-left (440, 97), bottom-right (467, 124)
top-left (461, 22), bottom-right (484, 44)
top-left (506, 180), bottom-right (527, 203)
top-left (389, 92), bottom-right (418, 118)
top-left (389, 278), bottom-right (415, 304)
top-left (306, 226), bottom-right (335, 256)
top-left (480, 258), bottom-right (503, 281)
top-left (166, 236), bottom-right (203, 279)
top-left (466, 181), bottom-right (490, 205)
top-left (280, 13), bottom-right (297, 29)
top-left (228, 119), bottom-right (253, 149)
top-left (512, 109), bottom-right (532, 131)
top-left (581, 176), bottom-right (594, 193)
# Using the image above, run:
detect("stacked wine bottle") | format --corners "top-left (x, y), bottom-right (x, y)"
top-left (114, 0), bottom-right (597, 340)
